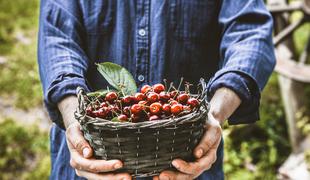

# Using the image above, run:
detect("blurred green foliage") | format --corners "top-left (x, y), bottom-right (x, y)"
top-left (0, 0), bottom-right (309, 179)
top-left (0, 119), bottom-right (50, 180)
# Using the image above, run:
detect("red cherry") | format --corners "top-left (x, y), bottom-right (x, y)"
top-left (171, 103), bottom-right (183, 115)
top-left (86, 106), bottom-right (94, 117)
top-left (187, 98), bottom-right (199, 108)
top-left (135, 93), bottom-right (146, 102)
top-left (94, 107), bottom-right (109, 118)
top-left (131, 114), bottom-right (141, 123)
top-left (121, 95), bottom-right (133, 105)
top-left (123, 106), bottom-right (131, 116)
top-left (177, 93), bottom-right (190, 104)
top-left (162, 104), bottom-right (171, 115)
top-left (130, 104), bottom-right (144, 115)
top-left (170, 91), bottom-right (179, 99)
top-left (141, 85), bottom-right (152, 94)
top-left (149, 115), bottom-right (160, 121)
top-left (169, 99), bottom-right (178, 106)
top-left (105, 92), bottom-right (118, 103)
top-left (100, 102), bottom-right (108, 108)
top-left (153, 83), bottom-right (165, 93)
top-left (147, 92), bottom-right (159, 103)
top-left (118, 114), bottom-right (128, 122)
top-left (159, 91), bottom-right (170, 102)
top-left (150, 102), bottom-right (162, 115)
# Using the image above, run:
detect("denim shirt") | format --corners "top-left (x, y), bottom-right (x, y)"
top-left (38, 0), bottom-right (275, 179)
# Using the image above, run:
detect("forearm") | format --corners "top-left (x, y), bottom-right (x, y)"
top-left (57, 95), bottom-right (79, 129)
top-left (209, 87), bottom-right (241, 124)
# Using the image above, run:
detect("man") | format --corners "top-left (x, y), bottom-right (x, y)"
top-left (38, 0), bottom-right (275, 179)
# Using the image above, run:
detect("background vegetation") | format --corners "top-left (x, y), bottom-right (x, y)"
top-left (0, 0), bottom-right (309, 179)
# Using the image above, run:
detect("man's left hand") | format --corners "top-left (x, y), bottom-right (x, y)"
top-left (154, 114), bottom-right (222, 180)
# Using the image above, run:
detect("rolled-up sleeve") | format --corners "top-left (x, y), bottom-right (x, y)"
top-left (207, 0), bottom-right (276, 124)
top-left (38, 0), bottom-right (89, 128)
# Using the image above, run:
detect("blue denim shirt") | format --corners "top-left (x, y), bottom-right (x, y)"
top-left (38, 0), bottom-right (275, 179)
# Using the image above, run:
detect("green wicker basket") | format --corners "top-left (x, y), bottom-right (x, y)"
top-left (74, 80), bottom-right (209, 177)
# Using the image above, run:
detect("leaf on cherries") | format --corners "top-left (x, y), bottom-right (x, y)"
top-left (97, 62), bottom-right (137, 95)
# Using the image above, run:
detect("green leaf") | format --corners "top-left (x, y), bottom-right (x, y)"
top-left (97, 62), bottom-right (137, 95)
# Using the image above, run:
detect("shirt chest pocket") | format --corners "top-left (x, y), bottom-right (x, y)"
top-left (169, 0), bottom-right (218, 41)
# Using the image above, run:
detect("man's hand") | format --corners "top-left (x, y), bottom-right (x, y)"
top-left (155, 87), bottom-right (241, 180)
top-left (58, 96), bottom-right (132, 180)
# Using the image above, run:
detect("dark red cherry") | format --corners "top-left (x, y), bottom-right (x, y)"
top-left (130, 104), bottom-right (144, 115)
top-left (100, 102), bottom-right (108, 108)
top-left (177, 93), bottom-right (190, 104)
top-left (159, 91), bottom-right (170, 102)
top-left (105, 92), bottom-right (118, 103)
top-left (162, 104), bottom-right (171, 115)
top-left (187, 98), bottom-right (199, 108)
top-left (153, 83), bottom-right (165, 93)
top-left (169, 99), bottom-right (178, 106)
top-left (121, 95), bottom-right (133, 105)
top-left (94, 107), bottom-right (109, 118)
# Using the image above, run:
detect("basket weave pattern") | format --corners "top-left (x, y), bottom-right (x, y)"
top-left (75, 84), bottom-right (209, 177)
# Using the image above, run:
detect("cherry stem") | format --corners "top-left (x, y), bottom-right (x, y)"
top-left (167, 82), bottom-right (174, 92)
top-left (163, 79), bottom-right (168, 91)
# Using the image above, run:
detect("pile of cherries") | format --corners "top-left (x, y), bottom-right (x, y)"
top-left (86, 83), bottom-right (200, 122)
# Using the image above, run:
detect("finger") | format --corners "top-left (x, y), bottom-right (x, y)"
top-left (70, 150), bottom-right (123, 173)
top-left (66, 123), bottom-right (93, 158)
top-left (173, 148), bottom-right (218, 176)
top-left (153, 175), bottom-right (159, 180)
top-left (194, 115), bottom-right (221, 158)
top-left (159, 170), bottom-right (192, 180)
top-left (75, 169), bottom-right (131, 180)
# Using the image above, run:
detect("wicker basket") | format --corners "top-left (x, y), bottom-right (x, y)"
top-left (74, 80), bottom-right (209, 177)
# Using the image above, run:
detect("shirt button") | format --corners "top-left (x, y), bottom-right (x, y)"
top-left (138, 29), bottom-right (146, 36)
top-left (138, 75), bottom-right (145, 82)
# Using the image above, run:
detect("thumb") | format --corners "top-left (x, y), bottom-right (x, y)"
top-left (66, 122), bottom-right (93, 158)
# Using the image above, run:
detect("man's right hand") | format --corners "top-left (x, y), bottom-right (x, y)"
top-left (65, 122), bottom-right (131, 180)
top-left (59, 96), bottom-right (131, 180)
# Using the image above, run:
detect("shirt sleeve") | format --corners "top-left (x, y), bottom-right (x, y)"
top-left (38, 0), bottom-right (89, 129)
top-left (207, 0), bottom-right (276, 124)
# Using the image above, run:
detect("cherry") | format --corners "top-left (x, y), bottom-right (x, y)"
top-left (171, 103), bottom-right (183, 115)
top-left (159, 91), bottom-right (170, 102)
top-left (135, 93), bottom-right (146, 102)
top-left (121, 95), bottom-right (133, 105)
top-left (123, 106), bottom-right (131, 116)
top-left (105, 92), bottom-right (118, 103)
top-left (86, 106), bottom-right (94, 117)
top-left (169, 99), bottom-right (178, 106)
top-left (153, 83), bottom-right (165, 93)
top-left (131, 114), bottom-right (141, 123)
top-left (150, 102), bottom-right (162, 115)
top-left (177, 93), bottom-right (189, 104)
top-left (162, 104), bottom-right (171, 115)
top-left (170, 90), bottom-right (179, 99)
top-left (187, 98), bottom-right (199, 108)
top-left (130, 104), bottom-right (144, 115)
top-left (118, 114), bottom-right (128, 122)
top-left (147, 92), bottom-right (159, 103)
top-left (149, 115), bottom-right (160, 121)
top-left (141, 85), bottom-right (152, 94)
top-left (94, 107), bottom-right (109, 118)
top-left (100, 102), bottom-right (108, 108)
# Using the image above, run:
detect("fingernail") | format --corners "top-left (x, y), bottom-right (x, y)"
top-left (196, 149), bottom-right (203, 158)
top-left (114, 163), bottom-right (122, 169)
top-left (83, 148), bottom-right (90, 157)
top-left (172, 161), bottom-right (179, 169)
top-left (161, 175), bottom-right (169, 180)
